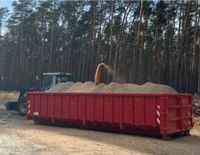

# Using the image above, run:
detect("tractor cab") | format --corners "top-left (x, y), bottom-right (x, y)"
top-left (41, 72), bottom-right (72, 91)
top-left (17, 72), bottom-right (72, 116)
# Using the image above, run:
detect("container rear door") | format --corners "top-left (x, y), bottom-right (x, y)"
top-left (166, 95), bottom-right (193, 134)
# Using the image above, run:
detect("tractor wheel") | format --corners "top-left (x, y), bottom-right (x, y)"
top-left (5, 102), bottom-right (13, 111)
top-left (17, 96), bottom-right (26, 116)
top-left (4, 102), bottom-right (17, 111)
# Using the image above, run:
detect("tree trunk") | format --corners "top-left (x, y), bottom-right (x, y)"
top-left (109, 1), bottom-right (114, 66)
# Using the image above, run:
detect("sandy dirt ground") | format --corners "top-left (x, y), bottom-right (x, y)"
top-left (0, 91), bottom-right (199, 155)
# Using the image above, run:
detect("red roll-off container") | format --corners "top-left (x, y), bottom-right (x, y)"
top-left (26, 92), bottom-right (194, 138)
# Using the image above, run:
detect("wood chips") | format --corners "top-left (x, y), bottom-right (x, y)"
top-left (46, 81), bottom-right (177, 94)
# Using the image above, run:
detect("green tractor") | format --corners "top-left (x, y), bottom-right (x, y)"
top-left (6, 72), bottom-right (72, 116)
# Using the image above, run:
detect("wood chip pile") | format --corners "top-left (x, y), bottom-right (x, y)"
top-left (46, 81), bottom-right (177, 94)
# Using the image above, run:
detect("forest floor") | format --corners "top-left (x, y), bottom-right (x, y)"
top-left (0, 91), bottom-right (199, 155)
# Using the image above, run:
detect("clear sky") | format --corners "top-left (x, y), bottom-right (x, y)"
top-left (0, 0), bottom-right (14, 34)
top-left (0, 0), bottom-right (13, 11)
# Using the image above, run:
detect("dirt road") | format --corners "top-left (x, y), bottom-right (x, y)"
top-left (0, 92), bottom-right (199, 155)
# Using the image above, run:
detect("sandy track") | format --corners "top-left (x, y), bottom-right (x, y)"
top-left (0, 109), bottom-right (198, 155)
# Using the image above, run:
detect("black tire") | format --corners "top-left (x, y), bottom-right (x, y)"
top-left (4, 102), bottom-right (17, 111)
top-left (5, 102), bottom-right (12, 111)
top-left (184, 130), bottom-right (190, 136)
top-left (17, 96), bottom-right (26, 116)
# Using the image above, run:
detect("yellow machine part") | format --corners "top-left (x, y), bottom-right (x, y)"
top-left (94, 63), bottom-right (106, 85)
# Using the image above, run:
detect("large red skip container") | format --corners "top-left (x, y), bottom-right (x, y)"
top-left (26, 92), bottom-right (194, 139)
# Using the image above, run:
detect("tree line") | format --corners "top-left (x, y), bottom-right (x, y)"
top-left (0, 0), bottom-right (199, 93)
